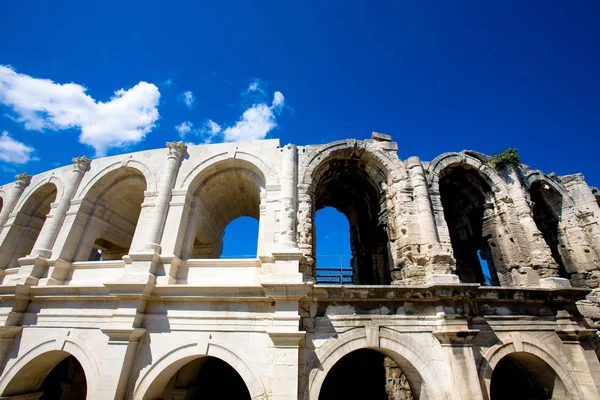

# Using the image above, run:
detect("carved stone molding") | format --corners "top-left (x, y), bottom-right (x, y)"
top-left (166, 141), bottom-right (187, 159)
top-left (15, 173), bottom-right (32, 188)
top-left (71, 155), bottom-right (92, 172)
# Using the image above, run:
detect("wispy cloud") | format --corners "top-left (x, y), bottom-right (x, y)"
top-left (175, 121), bottom-right (193, 138)
top-left (222, 90), bottom-right (285, 142)
top-left (175, 119), bottom-right (222, 144)
top-left (163, 78), bottom-right (174, 88)
top-left (0, 65), bottom-right (160, 157)
top-left (180, 90), bottom-right (196, 108)
top-left (0, 131), bottom-right (37, 164)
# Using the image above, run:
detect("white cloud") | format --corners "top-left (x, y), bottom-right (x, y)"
top-left (200, 119), bottom-right (221, 143)
top-left (175, 121), bottom-right (193, 138)
top-left (222, 91), bottom-right (284, 142)
top-left (272, 91), bottom-right (285, 109)
top-left (0, 65), bottom-right (160, 157)
top-left (246, 78), bottom-right (266, 95)
top-left (181, 90), bottom-right (195, 108)
top-left (0, 131), bottom-right (36, 164)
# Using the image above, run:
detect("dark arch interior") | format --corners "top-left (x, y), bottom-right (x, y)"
top-left (158, 356), bottom-right (251, 400)
top-left (8, 183), bottom-right (57, 268)
top-left (39, 355), bottom-right (87, 400)
top-left (313, 158), bottom-right (391, 284)
top-left (530, 181), bottom-right (570, 278)
top-left (319, 349), bottom-right (413, 400)
top-left (490, 353), bottom-right (561, 400)
top-left (3, 353), bottom-right (87, 399)
top-left (439, 166), bottom-right (499, 285)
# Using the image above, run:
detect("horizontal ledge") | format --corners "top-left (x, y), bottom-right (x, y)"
top-left (184, 258), bottom-right (260, 267)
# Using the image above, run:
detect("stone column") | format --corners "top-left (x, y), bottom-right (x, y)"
top-left (406, 157), bottom-right (457, 284)
top-left (29, 157), bottom-right (91, 258)
top-left (279, 144), bottom-right (298, 250)
top-left (504, 166), bottom-right (564, 285)
top-left (0, 173), bottom-right (31, 230)
top-left (143, 141), bottom-right (187, 253)
top-left (97, 328), bottom-right (146, 400)
top-left (433, 328), bottom-right (483, 400)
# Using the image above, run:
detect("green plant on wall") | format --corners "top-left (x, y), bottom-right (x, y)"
top-left (489, 148), bottom-right (521, 170)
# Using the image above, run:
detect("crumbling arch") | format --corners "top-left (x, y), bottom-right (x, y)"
top-left (528, 177), bottom-right (573, 278)
top-left (307, 327), bottom-right (444, 400)
top-left (133, 340), bottom-right (267, 400)
top-left (479, 339), bottom-right (584, 400)
top-left (299, 141), bottom-right (400, 284)
top-left (0, 182), bottom-right (57, 268)
top-left (179, 158), bottom-right (266, 259)
top-left (64, 166), bottom-right (147, 262)
top-left (437, 163), bottom-right (504, 285)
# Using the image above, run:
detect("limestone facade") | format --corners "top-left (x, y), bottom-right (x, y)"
top-left (0, 134), bottom-right (597, 399)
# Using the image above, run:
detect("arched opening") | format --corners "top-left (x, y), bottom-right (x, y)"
top-left (319, 349), bottom-right (414, 400)
top-left (2, 351), bottom-right (87, 399)
top-left (153, 356), bottom-right (251, 400)
top-left (182, 159), bottom-right (264, 259)
top-left (490, 352), bottom-right (567, 400)
top-left (530, 181), bottom-right (571, 278)
top-left (220, 216), bottom-right (259, 258)
top-left (593, 188), bottom-right (600, 208)
top-left (0, 196), bottom-right (4, 214)
top-left (439, 165), bottom-right (500, 285)
top-left (315, 207), bottom-right (352, 283)
top-left (71, 167), bottom-right (146, 262)
top-left (311, 157), bottom-right (391, 285)
top-left (0, 183), bottom-right (57, 268)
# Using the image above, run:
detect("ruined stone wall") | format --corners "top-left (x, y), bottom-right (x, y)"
top-left (0, 135), bottom-right (597, 399)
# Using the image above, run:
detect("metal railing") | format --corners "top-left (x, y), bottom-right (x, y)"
top-left (316, 255), bottom-right (353, 284)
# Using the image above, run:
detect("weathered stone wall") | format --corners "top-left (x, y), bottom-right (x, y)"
top-left (0, 134), bottom-right (597, 399)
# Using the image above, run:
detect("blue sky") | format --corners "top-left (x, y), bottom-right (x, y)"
top-left (1, 1), bottom-right (599, 261)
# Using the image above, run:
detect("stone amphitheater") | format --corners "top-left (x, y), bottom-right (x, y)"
top-left (0, 133), bottom-right (598, 399)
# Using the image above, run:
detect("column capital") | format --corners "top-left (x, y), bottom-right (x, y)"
top-left (72, 155), bottom-right (92, 172)
top-left (15, 173), bottom-right (32, 188)
top-left (166, 141), bottom-right (187, 159)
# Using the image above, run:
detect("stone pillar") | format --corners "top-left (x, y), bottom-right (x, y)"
top-left (504, 166), bottom-right (561, 283)
top-left (406, 158), bottom-right (457, 285)
top-left (433, 328), bottom-right (483, 400)
top-left (279, 144), bottom-right (298, 250)
top-left (97, 328), bottom-right (146, 400)
top-left (0, 173), bottom-right (31, 230)
top-left (30, 157), bottom-right (91, 258)
top-left (143, 141), bottom-right (187, 253)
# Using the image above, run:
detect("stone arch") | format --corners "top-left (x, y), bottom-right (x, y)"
top-left (0, 335), bottom-right (99, 397)
top-left (14, 175), bottom-right (64, 213)
top-left (180, 151), bottom-right (278, 191)
top-left (177, 156), bottom-right (267, 260)
top-left (77, 159), bottom-right (157, 199)
top-left (298, 140), bottom-right (403, 284)
top-left (133, 339), bottom-right (267, 400)
top-left (62, 166), bottom-right (148, 263)
top-left (478, 337), bottom-right (585, 400)
top-left (306, 328), bottom-right (446, 400)
top-left (431, 153), bottom-right (511, 285)
top-left (0, 181), bottom-right (58, 269)
top-left (427, 152), bottom-right (507, 195)
top-left (525, 171), bottom-right (593, 280)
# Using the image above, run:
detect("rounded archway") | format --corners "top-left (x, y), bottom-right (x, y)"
top-left (529, 180), bottom-right (571, 278)
top-left (0, 182), bottom-right (57, 268)
top-left (143, 355), bottom-right (251, 400)
top-left (439, 164), bottom-right (501, 285)
top-left (490, 352), bottom-right (568, 400)
top-left (307, 150), bottom-right (392, 284)
top-left (319, 349), bottom-right (414, 400)
top-left (180, 158), bottom-right (265, 259)
top-left (69, 167), bottom-right (147, 262)
top-left (1, 350), bottom-right (87, 399)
